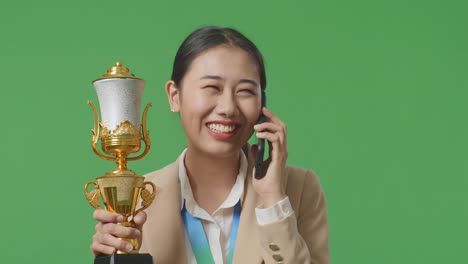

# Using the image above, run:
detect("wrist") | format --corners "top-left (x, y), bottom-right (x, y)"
top-left (260, 192), bottom-right (286, 208)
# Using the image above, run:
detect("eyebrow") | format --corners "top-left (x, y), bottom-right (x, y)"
top-left (238, 79), bottom-right (259, 87)
top-left (200, 75), bottom-right (223, 81)
top-left (200, 75), bottom-right (259, 87)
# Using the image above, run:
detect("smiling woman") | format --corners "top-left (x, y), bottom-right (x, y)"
top-left (90, 26), bottom-right (330, 264)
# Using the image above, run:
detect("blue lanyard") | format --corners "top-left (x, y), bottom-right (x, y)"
top-left (181, 201), bottom-right (241, 264)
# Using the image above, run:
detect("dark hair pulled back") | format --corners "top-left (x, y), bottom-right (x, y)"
top-left (171, 26), bottom-right (266, 90)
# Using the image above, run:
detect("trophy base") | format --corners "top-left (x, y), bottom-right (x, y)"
top-left (94, 254), bottom-right (153, 264)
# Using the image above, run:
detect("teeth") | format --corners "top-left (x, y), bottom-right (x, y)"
top-left (208, 123), bottom-right (236, 133)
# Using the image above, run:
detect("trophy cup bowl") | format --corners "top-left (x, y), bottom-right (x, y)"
top-left (84, 62), bottom-right (155, 263)
top-left (85, 176), bottom-right (155, 252)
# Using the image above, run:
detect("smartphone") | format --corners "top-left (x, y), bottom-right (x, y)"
top-left (255, 90), bottom-right (267, 179)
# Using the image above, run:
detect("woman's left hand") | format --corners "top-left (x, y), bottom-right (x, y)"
top-left (251, 107), bottom-right (288, 208)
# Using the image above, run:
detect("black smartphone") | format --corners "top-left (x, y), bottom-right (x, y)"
top-left (255, 90), bottom-right (267, 179)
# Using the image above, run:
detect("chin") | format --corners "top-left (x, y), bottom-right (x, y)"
top-left (199, 140), bottom-right (244, 158)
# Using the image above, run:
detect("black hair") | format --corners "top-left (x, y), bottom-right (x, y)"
top-left (171, 26), bottom-right (267, 90)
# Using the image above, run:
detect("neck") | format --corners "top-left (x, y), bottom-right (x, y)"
top-left (184, 146), bottom-right (241, 213)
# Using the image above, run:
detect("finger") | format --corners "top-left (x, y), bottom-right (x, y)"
top-left (262, 108), bottom-right (286, 129)
top-left (91, 241), bottom-right (116, 256)
top-left (95, 222), bottom-right (104, 232)
top-left (101, 223), bottom-right (141, 238)
top-left (133, 211), bottom-right (147, 228)
top-left (256, 131), bottom-right (280, 143)
top-left (256, 132), bottom-right (286, 163)
top-left (93, 209), bottom-right (123, 223)
top-left (256, 129), bottom-right (285, 146)
top-left (254, 122), bottom-right (284, 134)
top-left (260, 108), bottom-right (287, 143)
top-left (95, 232), bottom-right (133, 252)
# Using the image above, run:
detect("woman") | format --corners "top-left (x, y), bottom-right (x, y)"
top-left (91, 26), bottom-right (329, 264)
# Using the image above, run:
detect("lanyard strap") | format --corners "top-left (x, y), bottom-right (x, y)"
top-left (181, 201), bottom-right (241, 264)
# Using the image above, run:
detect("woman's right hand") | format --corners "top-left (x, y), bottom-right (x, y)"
top-left (90, 209), bottom-right (147, 256)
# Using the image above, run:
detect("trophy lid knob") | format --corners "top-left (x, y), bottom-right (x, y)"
top-left (101, 62), bottom-right (137, 79)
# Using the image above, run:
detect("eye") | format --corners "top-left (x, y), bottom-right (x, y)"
top-left (238, 88), bottom-right (256, 95)
top-left (203, 85), bottom-right (220, 91)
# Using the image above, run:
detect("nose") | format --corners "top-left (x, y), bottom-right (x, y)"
top-left (215, 91), bottom-right (238, 117)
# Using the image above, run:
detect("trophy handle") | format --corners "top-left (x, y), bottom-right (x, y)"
top-left (87, 100), bottom-right (115, 161)
top-left (84, 181), bottom-right (102, 209)
top-left (128, 102), bottom-right (152, 161)
top-left (135, 181), bottom-right (156, 215)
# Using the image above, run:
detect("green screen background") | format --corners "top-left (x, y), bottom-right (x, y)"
top-left (1, 0), bottom-right (466, 263)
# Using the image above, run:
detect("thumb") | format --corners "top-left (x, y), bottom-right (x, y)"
top-left (133, 211), bottom-right (147, 229)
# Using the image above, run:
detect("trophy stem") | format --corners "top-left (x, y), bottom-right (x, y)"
top-left (116, 152), bottom-right (128, 171)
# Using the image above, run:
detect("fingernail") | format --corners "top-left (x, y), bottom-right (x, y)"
top-left (116, 215), bottom-right (124, 222)
top-left (126, 244), bottom-right (133, 251)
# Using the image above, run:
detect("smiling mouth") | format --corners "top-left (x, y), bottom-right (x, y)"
top-left (207, 123), bottom-right (238, 133)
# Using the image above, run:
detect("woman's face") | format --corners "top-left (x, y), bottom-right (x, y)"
top-left (166, 45), bottom-right (262, 158)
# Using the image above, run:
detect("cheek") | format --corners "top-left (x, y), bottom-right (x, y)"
top-left (239, 99), bottom-right (261, 125)
top-left (179, 93), bottom-right (214, 124)
top-left (180, 89), bottom-right (204, 111)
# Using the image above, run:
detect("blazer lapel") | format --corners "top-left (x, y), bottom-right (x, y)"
top-left (142, 161), bottom-right (187, 264)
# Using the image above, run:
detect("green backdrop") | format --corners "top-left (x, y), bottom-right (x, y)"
top-left (1, 0), bottom-right (466, 263)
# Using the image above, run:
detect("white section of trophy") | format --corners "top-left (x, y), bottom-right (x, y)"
top-left (93, 78), bottom-right (145, 131)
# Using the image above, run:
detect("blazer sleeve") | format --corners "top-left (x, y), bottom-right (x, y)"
top-left (256, 169), bottom-right (330, 264)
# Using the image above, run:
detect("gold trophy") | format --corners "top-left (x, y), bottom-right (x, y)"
top-left (84, 62), bottom-right (155, 264)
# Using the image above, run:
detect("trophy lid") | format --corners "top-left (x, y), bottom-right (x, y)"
top-left (93, 62), bottom-right (142, 82)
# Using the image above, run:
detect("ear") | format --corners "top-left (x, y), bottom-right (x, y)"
top-left (165, 80), bottom-right (181, 112)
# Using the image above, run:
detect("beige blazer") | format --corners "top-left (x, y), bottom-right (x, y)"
top-left (140, 149), bottom-right (329, 264)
